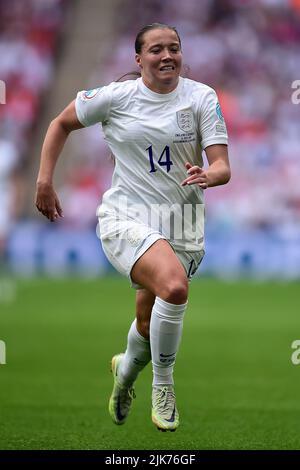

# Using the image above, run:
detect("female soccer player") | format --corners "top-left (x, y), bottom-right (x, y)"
top-left (36, 23), bottom-right (231, 432)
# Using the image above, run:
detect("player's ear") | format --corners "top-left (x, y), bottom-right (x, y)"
top-left (135, 54), bottom-right (142, 69)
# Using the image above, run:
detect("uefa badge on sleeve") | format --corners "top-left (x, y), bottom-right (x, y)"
top-left (80, 87), bottom-right (102, 101)
top-left (216, 102), bottom-right (224, 121)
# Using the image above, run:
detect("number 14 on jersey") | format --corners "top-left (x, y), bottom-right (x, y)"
top-left (146, 145), bottom-right (173, 173)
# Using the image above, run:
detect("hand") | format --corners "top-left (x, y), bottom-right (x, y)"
top-left (35, 182), bottom-right (64, 222)
top-left (181, 162), bottom-right (209, 189)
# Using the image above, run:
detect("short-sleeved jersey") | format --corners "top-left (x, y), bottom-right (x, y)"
top-left (75, 77), bottom-right (228, 252)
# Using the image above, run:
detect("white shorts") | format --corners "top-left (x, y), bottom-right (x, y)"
top-left (98, 213), bottom-right (204, 289)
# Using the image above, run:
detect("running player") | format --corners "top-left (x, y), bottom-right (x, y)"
top-left (35, 23), bottom-right (231, 432)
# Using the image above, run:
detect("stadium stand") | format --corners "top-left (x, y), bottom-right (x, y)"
top-left (1, 0), bottom-right (300, 278)
top-left (0, 0), bottom-right (69, 264)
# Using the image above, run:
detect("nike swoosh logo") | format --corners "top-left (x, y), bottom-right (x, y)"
top-left (165, 406), bottom-right (176, 423)
top-left (160, 353), bottom-right (176, 358)
top-left (133, 358), bottom-right (147, 366)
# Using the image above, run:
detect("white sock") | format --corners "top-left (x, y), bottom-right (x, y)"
top-left (119, 319), bottom-right (151, 387)
top-left (150, 297), bottom-right (187, 386)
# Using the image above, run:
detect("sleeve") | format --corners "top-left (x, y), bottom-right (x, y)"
top-left (75, 84), bottom-right (113, 127)
top-left (198, 88), bottom-right (228, 150)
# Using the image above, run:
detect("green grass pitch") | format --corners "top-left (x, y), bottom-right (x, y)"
top-left (0, 277), bottom-right (300, 450)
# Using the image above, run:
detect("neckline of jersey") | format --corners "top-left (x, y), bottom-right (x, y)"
top-left (138, 76), bottom-right (182, 101)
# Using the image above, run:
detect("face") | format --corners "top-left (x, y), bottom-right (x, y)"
top-left (135, 28), bottom-right (182, 93)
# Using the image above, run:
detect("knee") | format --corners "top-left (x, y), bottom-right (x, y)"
top-left (159, 278), bottom-right (188, 305)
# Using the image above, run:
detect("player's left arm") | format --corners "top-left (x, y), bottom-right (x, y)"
top-left (181, 144), bottom-right (231, 189)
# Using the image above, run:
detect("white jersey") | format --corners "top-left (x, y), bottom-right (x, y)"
top-left (75, 77), bottom-right (228, 252)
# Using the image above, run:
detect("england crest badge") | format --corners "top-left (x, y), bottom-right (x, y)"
top-left (176, 109), bottom-right (194, 132)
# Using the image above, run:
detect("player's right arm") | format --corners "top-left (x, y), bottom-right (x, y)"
top-left (35, 100), bottom-right (84, 222)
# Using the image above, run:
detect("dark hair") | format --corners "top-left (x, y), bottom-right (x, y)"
top-left (115, 71), bottom-right (141, 82)
top-left (135, 23), bottom-right (182, 54)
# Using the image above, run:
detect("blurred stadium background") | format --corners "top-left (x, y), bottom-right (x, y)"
top-left (1, 0), bottom-right (300, 279)
top-left (1, 0), bottom-right (300, 450)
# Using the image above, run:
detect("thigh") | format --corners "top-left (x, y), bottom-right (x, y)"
top-left (131, 239), bottom-right (187, 295)
top-left (99, 214), bottom-right (164, 280)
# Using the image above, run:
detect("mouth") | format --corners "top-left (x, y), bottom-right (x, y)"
top-left (159, 65), bottom-right (175, 72)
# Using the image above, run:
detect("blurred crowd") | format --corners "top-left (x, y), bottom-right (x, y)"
top-left (1, 0), bottom-right (300, 274)
top-left (101, 0), bottom-right (300, 237)
top-left (0, 0), bottom-right (68, 253)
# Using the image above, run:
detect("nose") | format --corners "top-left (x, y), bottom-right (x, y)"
top-left (161, 48), bottom-right (172, 61)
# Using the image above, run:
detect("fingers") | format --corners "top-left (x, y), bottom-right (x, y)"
top-left (182, 174), bottom-right (204, 185)
top-left (35, 202), bottom-right (57, 222)
top-left (55, 197), bottom-right (64, 218)
top-left (181, 163), bottom-right (208, 188)
top-left (35, 195), bottom-right (51, 220)
top-left (198, 181), bottom-right (209, 189)
top-left (184, 163), bottom-right (203, 174)
top-left (35, 191), bottom-right (64, 222)
top-left (181, 175), bottom-right (208, 188)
